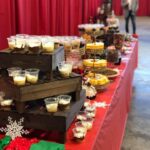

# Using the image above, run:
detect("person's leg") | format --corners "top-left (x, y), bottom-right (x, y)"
top-left (125, 13), bottom-right (130, 33)
top-left (131, 13), bottom-right (136, 34)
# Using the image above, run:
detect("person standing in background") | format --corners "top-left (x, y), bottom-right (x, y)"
top-left (121, 0), bottom-right (139, 38)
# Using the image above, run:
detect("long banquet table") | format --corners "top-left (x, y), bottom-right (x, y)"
top-left (0, 40), bottom-right (138, 150)
top-left (65, 40), bottom-right (138, 150)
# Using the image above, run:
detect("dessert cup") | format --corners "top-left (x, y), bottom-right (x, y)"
top-left (44, 97), bottom-right (58, 113)
top-left (57, 95), bottom-right (71, 110)
top-left (25, 68), bottom-right (39, 84)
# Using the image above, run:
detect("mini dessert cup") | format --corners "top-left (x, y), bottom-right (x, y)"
top-left (63, 40), bottom-right (72, 51)
top-left (71, 39), bottom-right (80, 49)
top-left (7, 67), bottom-right (22, 77)
top-left (73, 122), bottom-right (87, 142)
top-left (86, 111), bottom-right (96, 118)
top-left (13, 71), bottom-right (26, 86)
top-left (81, 118), bottom-right (94, 130)
top-left (58, 61), bottom-right (73, 78)
top-left (44, 97), bottom-right (58, 113)
top-left (27, 38), bottom-right (41, 53)
top-left (0, 99), bottom-right (13, 107)
top-left (83, 100), bottom-right (91, 108)
top-left (7, 37), bottom-right (16, 50)
top-left (15, 37), bottom-right (26, 50)
top-left (58, 95), bottom-right (71, 110)
top-left (85, 105), bottom-right (96, 112)
top-left (72, 127), bottom-right (87, 142)
top-left (42, 41), bottom-right (54, 53)
top-left (85, 105), bottom-right (96, 118)
top-left (25, 68), bottom-right (39, 84)
top-left (76, 111), bottom-right (87, 121)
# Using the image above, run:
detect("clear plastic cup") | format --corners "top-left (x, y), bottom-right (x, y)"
top-left (72, 127), bottom-right (87, 142)
top-left (13, 71), bottom-right (26, 86)
top-left (7, 67), bottom-right (22, 77)
top-left (85, 105), bottom-right (96, 118)
top-left (76, 111), bottom-right (87, 121)
top-left (71, 39), bottom-right (80, 49)
top-left (44, 97), bottom-right (58, 113)
top-left (57, 95), bottom-right (71, 110)
top-left (25, 68), bottom-right (39, 84)
top-left (7, 37), bottom-right (16, 50)
top-left (81, 118), bottom-right (94, 130)
top-left (58, 61), bottom-right (73, 78)
top-left (42, 41), bottom-right (54, 52)
top-left (27, 37), bottom-right (41, 53)
top-left (15, 37), bottom-right (26, 49)
top-left (63, 40), bottom-right (72, 51)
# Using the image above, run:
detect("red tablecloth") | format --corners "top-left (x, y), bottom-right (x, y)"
top-left (65, 41), bottom-right (138, 150)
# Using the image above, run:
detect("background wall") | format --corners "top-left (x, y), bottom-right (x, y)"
top-left (0, 0), bottom-right (150, 49)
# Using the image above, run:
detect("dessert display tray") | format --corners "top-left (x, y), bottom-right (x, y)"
top-left (0, 90), bottom-right (85, 143)
top-left (0, 46), bottom-right (64, 79)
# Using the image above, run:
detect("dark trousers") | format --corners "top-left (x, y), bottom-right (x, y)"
top-left (125, 10), bottom-right (136, 34)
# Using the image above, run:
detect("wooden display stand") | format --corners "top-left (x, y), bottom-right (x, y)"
top-left (0, 46), bottom-right (64, 80)
top-left (0, 47), bottom-right (85, 143)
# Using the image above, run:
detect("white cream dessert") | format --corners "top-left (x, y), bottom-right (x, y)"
top-left (59, 99), bottom-right (70, 105)
top-left (26, 74), bottom-right (38, 84)
top-left (46, 103), bottom-right (58, 113)
top-left (13, 76), bottom-right (26, 86)
top-left (58, 99), bottom-right (70, 110)
top-left (73, 127), bottom-right (87, 142)
top-left (85, 106), bottom-right (96, 112)
top-left (8, 42), bottom-right (16, 49)
top-left (82, 85), bottom-right (97, 100)
top-left (86, 111), bottom-right (96, 118)
top-left (84, 101), bottom-right (90, 108)
top-left (76, 126), bottom-right (87, 133)
top-left (43, 42), bottom-right (54, 52)
top-left (15, 44), bottom-right (24, 48)
top-left (74, 132), bottom-right (85, 138)
top-left (0, 99), bottom-right (13, 106)
top-left (59, 64), bottom-right (72, 78)
top-left (77, 115), bottom-right (87, 121)
top-left (81, 121), bottom-right (93, 130)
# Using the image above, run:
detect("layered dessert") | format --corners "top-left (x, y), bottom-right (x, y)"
top-left (86, 42), bottom-right (104, 50)
top-left (83, 59), bottom-right (107, 68)
top-left (58, 95), bottom-right (71, 110)
top-left (81, 118), bottom-right (93, 130)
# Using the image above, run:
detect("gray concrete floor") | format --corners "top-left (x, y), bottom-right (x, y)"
top-left (119, 17), bottom-right (150, 150)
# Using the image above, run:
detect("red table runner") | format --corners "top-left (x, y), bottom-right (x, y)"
top-left (65, 41), bottom-right (138, 150)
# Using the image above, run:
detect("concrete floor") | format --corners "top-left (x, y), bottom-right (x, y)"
top-left (119, 17), bottom-right (150, 150)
